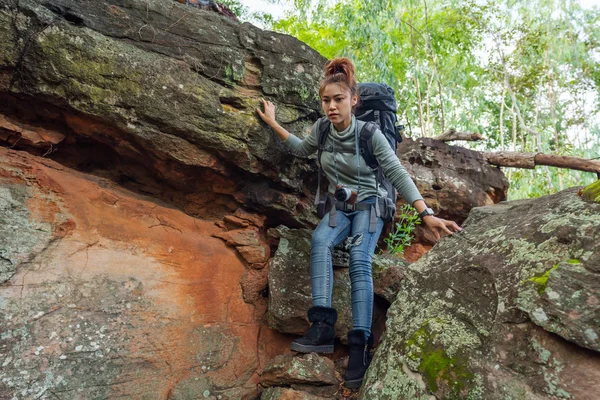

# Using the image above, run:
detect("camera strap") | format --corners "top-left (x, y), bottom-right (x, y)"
top-left (328, 122), bottom-right (364, 228)
top-left (328, 133), bottom-right (340, 227)
top-left (355, 121), bottom-right (361, 196)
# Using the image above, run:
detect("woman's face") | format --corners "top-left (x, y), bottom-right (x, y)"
top-left (321, 83), bottom-right (358, 131)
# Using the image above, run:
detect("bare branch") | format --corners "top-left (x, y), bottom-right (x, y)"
top-left (435, 129), bottom-right (484, 142)
top-left (483, 151), bottom-right (600, 174)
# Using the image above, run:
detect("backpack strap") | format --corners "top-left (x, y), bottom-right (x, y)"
top-left (358, 121), bottom-right (384, 225)
top-left (358, 122), bottom-right (379, 169)
top-left (316, 117), bottom-right (331, 166)
top-left (315, 117), bottom-right (331, 206)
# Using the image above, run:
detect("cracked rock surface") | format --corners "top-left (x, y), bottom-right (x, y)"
top-left (362, 186), bottom-right (600, 400)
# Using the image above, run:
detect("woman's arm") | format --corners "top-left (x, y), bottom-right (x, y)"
top-left (257, 99), bottom-right (318, 157)
top-left (370, 130), bottom-right (462, 240)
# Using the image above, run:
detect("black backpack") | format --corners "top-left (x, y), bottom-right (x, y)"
top-left (315, 82), bottom-right (404, 222)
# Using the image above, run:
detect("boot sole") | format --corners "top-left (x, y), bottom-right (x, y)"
top-left (343, 377), bottom-right (364, 389)
top-left (290, 342), bottom-right (334, 354)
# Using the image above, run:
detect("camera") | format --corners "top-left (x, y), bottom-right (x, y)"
top-left (334, 184), bottom-right (358, 204)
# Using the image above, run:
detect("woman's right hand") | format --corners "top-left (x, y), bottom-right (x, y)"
top-left (257, 98), bottom-right (276, 126)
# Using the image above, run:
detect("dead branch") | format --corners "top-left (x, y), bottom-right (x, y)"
top-left (435, 128), bottom-right (484, 142)
top-left (483, 151), bottom-right (600, 174)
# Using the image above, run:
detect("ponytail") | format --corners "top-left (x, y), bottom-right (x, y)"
top-left (319, 57), bottom-right (358, 98)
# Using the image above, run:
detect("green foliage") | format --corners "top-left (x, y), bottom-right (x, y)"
top-left (582, 179), bottom-right (600, 203)
top-left (272, 0), bottom-right (600, 200)
top-left (404, 322), bottom-right (475, 396)
top-left (525, 264), bottom-right (559, 295)
top-left (220, 0), bottom-right (276, 25)
top-left (383, 204), bottom-right (420, 256)
top-left (219, 0), bottom-right (246, 17)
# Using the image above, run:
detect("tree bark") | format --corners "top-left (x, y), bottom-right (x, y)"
top-left (483, 151), bottom-right (600, 174)
top-left (435, 129), bottom-right (484, 142)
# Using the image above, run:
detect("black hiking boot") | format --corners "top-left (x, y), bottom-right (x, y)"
top-left (290, 306), bottom-right (337, 354)
top-left (343, 329), bottom-right (373, 389)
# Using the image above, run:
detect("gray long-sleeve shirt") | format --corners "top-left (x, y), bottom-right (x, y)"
top-left (283, 115), bottom-right (423, 205)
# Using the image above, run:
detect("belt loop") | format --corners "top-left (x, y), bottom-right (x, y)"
top-left (369, 204), bottom-right (377, 233)
top-left (329, 203), bottom-right (337, 227)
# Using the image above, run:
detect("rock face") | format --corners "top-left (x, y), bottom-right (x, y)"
top-left (0, 0), bottom-right (514, 398)
top-left (362, 187), bottom-right (600, 400)
top-left (398, 138), bottom-right (508, 223)
top-left (0, 0), bottom-right (326, 228)
top-left (0, 0), bottom-right (507, 230)
top-left (0, 148), bottom-right (286, 399)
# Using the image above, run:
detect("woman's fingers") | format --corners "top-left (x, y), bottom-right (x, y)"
top-left (424, 217), bottom-right (463, 242)
top-left (259, 99), bottom-right (275, 115)
top-left (448, 220), bottom-right (462, 232)
top-left (439, 224), bottom-right (453, 235)
top-left (257, 99), bottom-right (277, 126)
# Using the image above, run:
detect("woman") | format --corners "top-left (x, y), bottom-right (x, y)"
top-left (257, 58), bottom-right (461, 389)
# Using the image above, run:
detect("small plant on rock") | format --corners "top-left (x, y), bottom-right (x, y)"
top-left (383, 204), bottom-right (420, 256)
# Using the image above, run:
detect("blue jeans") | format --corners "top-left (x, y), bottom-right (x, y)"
top-left (310, 197), bottom-right (384, 337)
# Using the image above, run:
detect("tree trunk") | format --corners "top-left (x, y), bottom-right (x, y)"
top-left (414, 76), bottom-right (426, 137)
top-left (500, 88), bottom-right (506, 150)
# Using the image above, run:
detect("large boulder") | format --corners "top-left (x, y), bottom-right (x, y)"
top-left (398, 138), bottom-right (508, 224)
top-left (0, 148), bottom-right (272, 399)
top-left (0, 0), bottom-right (512, 398)
top-left (0, 0), bottom-right (326, 227)
top-left (0, 0), bottom-right (508, 231)
top-left (362, 186), bottom-right (600, 399)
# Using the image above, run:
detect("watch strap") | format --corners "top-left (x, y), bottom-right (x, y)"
top-left (418, 208), bottom-right (434, 219)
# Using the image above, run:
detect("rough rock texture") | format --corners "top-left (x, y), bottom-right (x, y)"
top-left (260, 353), bottom-right (338, 387)
top-left (259, 354), bottom-right (340, 399)
top-left (0, 148), bottom-right (296, 399)
top-left (362, 187), bottom-right (600, 399)
top-left (0, 0), bottom-right (507, 232)
top-left (260, 387), bottom-right (331, 400)
top-left (0, 0), bottom-right (326, 228)
top-left (0, 0), bottom-right (514, 398)
top-left (398, 138), bottom-right (508, 224)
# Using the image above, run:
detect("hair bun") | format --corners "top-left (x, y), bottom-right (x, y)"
top-left (319, 57), bottom-right (358, 98)
top-left (325, 58), bottom-right (355, 81)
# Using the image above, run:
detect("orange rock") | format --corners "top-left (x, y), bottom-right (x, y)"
top-left (403, 243), bottom-right (433, 262)
top-left (234, 208), bottom-right (268, 228)
top-left (0, 148), bottom-right (260, 398)
top-left (237, 244), bottom-right (270, 265)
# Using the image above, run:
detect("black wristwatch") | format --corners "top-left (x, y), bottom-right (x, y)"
top-left (418, 207), bottom-right (435, 219)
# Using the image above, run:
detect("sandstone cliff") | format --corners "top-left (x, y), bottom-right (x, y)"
top-left (3, 1), bottom-right (592, 400)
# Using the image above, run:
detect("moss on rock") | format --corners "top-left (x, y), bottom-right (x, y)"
top-left (582, 180), bottom-right (600, 203)
top-left (524, 264), bottom-right (559, 295)
top-left (403, 322), bottom-right (476, 398)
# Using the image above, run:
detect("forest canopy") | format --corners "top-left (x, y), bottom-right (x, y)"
top-left (228, 0), bottom-right (600, 200)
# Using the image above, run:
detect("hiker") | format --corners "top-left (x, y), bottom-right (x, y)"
top-left (256, 57), bottom-right (461, 389)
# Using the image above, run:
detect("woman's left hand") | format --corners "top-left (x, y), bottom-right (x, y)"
top-left (422, 216), bottom-right (462, 241)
